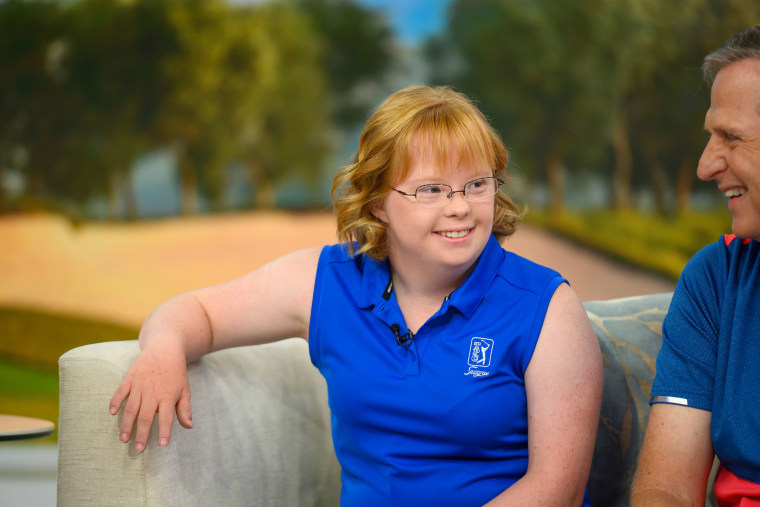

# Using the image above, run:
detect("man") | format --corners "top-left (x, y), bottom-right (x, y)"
top-left (632, 25), bottom-right (760, 506)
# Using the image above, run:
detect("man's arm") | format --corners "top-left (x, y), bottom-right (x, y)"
top-left (632, 403), bottom-right (715, 506)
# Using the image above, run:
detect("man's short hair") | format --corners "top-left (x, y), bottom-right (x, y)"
top-left (703, 25), bottom-right (760, 84)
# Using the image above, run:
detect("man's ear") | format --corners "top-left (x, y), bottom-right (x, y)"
top-left (370, 200), bottom-right (388, 224)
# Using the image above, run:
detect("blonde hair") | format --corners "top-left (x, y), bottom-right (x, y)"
top-left (331, 85), bottom-right (521, 260)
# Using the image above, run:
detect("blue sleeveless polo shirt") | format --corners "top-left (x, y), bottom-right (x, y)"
top-left (309, 235), bottom-right (574, 506)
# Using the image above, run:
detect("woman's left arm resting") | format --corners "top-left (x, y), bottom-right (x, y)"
top-left (486, 283), bottom-right (604, 506)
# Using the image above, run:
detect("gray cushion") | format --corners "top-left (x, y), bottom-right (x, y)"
top-left (584, 293), bottom-right (671, 507)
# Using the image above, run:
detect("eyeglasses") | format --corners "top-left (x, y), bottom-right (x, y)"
top-left (392, 176), bottom-right (504, 207)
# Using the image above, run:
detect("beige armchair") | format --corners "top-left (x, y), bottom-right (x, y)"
top-left (58, 293), bottom-right (712, 506)
top-left (57, 338), bottom-right (340, 506)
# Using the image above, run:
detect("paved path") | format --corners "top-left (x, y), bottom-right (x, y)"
top-left (0, 212), bottom-right (674, 328)
top-left (506, 226), bottom-right (675, 301)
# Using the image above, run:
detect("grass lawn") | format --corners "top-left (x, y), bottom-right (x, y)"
top-left (0, 306), bottom-right (138, 441)
top-left (0, 360), bottom-right (59, 443)
top-left (525, 209), bottom-right (733, 281)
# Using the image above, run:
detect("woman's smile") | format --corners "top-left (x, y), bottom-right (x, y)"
top-left (436, 228), bottom-right (473, 239)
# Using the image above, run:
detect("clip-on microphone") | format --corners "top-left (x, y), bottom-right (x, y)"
top-left (391, 323), bottom-right (415, 347)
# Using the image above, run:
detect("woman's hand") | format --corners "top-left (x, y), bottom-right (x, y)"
top-left (109, 341), bottom-right (193, 453)
top-left (106, 246), bottom-right (321, 452)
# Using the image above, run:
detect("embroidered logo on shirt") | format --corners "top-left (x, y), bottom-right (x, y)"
top-left (465, 337), bottom-right (494, 377)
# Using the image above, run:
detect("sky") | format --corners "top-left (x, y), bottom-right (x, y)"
top-left (358, 0), bottom-right (450, 45)
top-left (231, 0), bottom-right (451, 46)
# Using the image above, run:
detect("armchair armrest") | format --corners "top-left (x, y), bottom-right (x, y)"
top-left (58, 339), bottom-right (340, 506)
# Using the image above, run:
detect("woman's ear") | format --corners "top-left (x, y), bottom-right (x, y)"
top-left (370, 200), bottom-right (388, 224)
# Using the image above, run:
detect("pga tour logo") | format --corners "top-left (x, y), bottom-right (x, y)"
top-left (465, 337), bottom-right (494, 377)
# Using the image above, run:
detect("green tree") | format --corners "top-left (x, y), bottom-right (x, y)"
top-left (589, 0), bottom-right (662, 211)
top-left (157, 0), bottom-right (239, 213)
top-left (627, 0), bottom-right (760, 214)
top-left (2, 0), bottom-right (335, 217)
top-left (431, 0), bottom-right (760, 216)
top-left (430, 0), bottom-right (615, 216)
top-left (0, 0), bottom-right (180, 218)
top-left (237, 2), bottom-right (331, 208)
top-left (296, 0), bottom-right (395, 128)
top-left (159, 0), bottom-right (331, 212)
top-left (61, 0), bottom-right (178, 218)
top-left (0, 1), bottom-right (76, 210)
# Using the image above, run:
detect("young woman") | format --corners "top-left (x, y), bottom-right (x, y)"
top-left (110, 85), bottom-right (603, 506)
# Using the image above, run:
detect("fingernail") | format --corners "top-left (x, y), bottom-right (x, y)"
top-left (109, 406), bottom-right (117, 415)
top-left (135, 443), bottom-right (145, 453)
top-left (120, 432), bottom-right (129, 442)
top-left (159, 438), bottom-right (168, 447)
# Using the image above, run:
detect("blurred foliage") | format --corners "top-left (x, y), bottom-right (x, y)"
top-left (1, 0), bottom-right (758, 220)
top-left (429, 0), bottom-right (760, 216)
top-left (158, 0), bottom-right (332, 211)
top-left (296, 0), bottom-right (395, 127)
top-left (0, 306), bottom-right (137, 372)
top-left (0, 306), bottom-right (138, 442)
top-left (431, 0), bottom-right (618, 215)
top-left (526, 209), bottom-right (733, 281)
top-left (0, 0), bottom-right (394, 218)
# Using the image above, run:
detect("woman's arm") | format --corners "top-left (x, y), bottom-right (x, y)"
top-left (486, 282), bottom-right (604, 506)
top-left (109, 247), bottom-right (322, 452)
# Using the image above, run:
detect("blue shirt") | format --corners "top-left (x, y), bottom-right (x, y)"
top-left (651, 235), bottom-right (760, 484)
top-left (309, 235), bottom-right (577, 506)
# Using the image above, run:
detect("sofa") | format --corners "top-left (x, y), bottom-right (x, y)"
top-left (57, 292), bottom-right (715, 506)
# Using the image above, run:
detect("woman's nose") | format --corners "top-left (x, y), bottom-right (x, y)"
top-left (444, 191), bottom-right (471, 215)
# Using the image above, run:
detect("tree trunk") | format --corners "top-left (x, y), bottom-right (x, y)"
top-left (123, 169), bottom-right (139, 221)
top-left (546, 152), bottom-right (566, 217)
top-left (675, 157), bottom-right (694, 213)
top-left (109, 172), bottom-right (124, 221)
top-left (0, 168), bottom-right (7, 209)
top-left (645, 158), bottom-right (669, 216)
top-left (179, 160), bottom-right (199, 215)
top-left (611, 112), bottom-right (633, 211)
top-left (249, 159), bottom-right (275, 209)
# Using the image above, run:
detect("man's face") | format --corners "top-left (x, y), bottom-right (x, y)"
top-left (698, 58), bottom-right (760, 242)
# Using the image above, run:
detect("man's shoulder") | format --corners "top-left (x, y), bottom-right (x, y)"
top-left (684, 235), bottom-right (734, 269)
top-left (722, 234), bottom-right (753, 247)
top-left (685, 235), bottom-right (757, 272)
